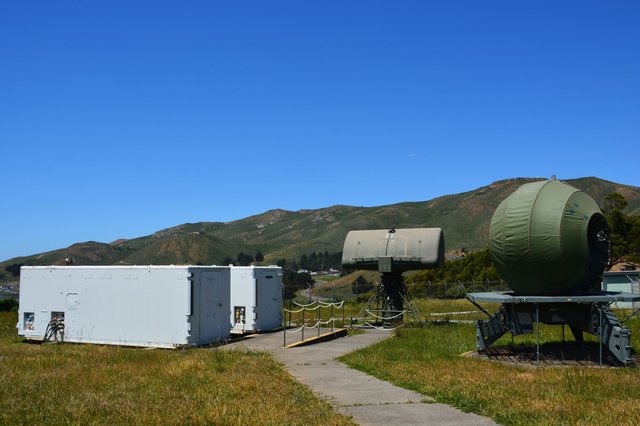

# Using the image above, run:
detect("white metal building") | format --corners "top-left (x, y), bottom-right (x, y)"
top-left (230, 266), bottom-right (283, 334)
top-left (602, 270), bottom-right (640, 309)
top-left (18, 265), bottom-right (231, 348)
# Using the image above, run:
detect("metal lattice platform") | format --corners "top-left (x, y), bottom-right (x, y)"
top-left (466, 291), bottom-right (640, 366)
top-left (466, 291), bottom-right (640, 304)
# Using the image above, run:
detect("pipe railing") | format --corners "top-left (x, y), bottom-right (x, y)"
top-left (283, 300), bottom-right (345, 347)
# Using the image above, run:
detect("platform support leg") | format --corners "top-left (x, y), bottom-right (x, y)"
top-left (569, 326), bottom-right (584, 344)
top-left (536, 304), bottom-right (540, 364)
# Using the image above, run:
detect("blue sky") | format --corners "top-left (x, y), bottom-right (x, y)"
top-left (1, 1), bottom-right (638, 261)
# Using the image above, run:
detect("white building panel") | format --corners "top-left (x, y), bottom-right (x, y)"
top-left (17, 266), bottom-right (231, 348)
top-left (602, 271), bottom-right (640, 309)
top-left (230, 266), bottom-right (282, 334)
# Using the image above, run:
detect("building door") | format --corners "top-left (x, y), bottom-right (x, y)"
top-left (256, 271), bottom-right (282, 331)
top-left (199, 272), bottom-right (222, 341)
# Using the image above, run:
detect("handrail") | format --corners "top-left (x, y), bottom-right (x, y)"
top-left (283, 299), bottom-right (345, 347)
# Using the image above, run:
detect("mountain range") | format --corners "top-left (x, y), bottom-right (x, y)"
top-left (2, 177), bottom-right (639, 277)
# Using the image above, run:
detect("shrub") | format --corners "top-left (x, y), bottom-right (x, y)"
top-left (0, 298), bottom-right (18, 312)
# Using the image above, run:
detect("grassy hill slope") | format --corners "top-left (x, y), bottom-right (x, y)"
top-left (2, 177), bottom-right (638, 275)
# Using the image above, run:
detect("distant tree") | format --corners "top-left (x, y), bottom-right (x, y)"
top-left (236, 252), bottom-right (254, 266)
top-left (282, 270), bottom-right (314, 299)
top-left (0, 298), bottom-right (18, 312)
top-left (321, 250), bottom-right (329, 271)
top-left (603, 192), bottom-right (628, 214)
top-left (326, 251), bottom-right (343, 270)
top-left (221, 256), bottom-right (234, 266)
top-left (602, 192), bottom-right (640, 269)
top-left (4, 263), bottom-right (23, 277)
top-left (299, 254), bottom-right (309, 270)
top-left (289, 259), bottom-right (300, 271)
top-left (293, 251), bottom-right (343, 272)
top-left (255, 251), bottom-right (264, 263)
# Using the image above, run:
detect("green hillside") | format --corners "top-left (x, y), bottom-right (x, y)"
top-left (2, 177), bottom-right (639, 277)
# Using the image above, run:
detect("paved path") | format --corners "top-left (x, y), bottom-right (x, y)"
top-left (223, 330), bottom-right (497, 425)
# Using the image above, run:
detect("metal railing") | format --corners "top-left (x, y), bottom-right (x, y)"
top-left (282, 300), bottom-right (345, 347)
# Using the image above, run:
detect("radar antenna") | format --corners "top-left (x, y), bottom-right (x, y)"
top-left (341, 228), bottom-right (444, 328)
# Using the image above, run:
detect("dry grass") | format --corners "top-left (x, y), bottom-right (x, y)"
top-left (0, 312), bottom-right (352, 425)
top-left (341, 299), bottom-right (640, 425)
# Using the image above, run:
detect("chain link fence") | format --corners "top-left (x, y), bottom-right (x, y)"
top-left (407, 280), bottom-right (509, 299)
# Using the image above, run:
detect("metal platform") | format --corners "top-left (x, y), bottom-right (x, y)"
top-left (466, 291), bottom-right (640, 304)
top-left (466, 291), bottom-right (640, 365)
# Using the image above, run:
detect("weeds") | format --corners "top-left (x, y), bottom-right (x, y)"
top-left (0, 312), bottom-right (352, 425)
top-left (0, 297), bottom-right (18, 312)
top-left (340, 300), bottom-right (640, 425)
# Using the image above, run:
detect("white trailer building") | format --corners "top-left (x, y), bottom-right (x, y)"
top-left (18, 265), bottom-right (231, 348)
top-left (230, 266), bottom-right (283, 334)
top-left (602, 270), bottom-right (640, 309)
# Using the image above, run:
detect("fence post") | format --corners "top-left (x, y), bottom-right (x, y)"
top-left (317, 302), bottom-right (321, 337)
top-left (331, 303), bottom-right (334, 333)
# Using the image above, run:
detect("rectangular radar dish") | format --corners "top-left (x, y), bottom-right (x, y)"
top-left (341, 228), bottom-right (444, 273)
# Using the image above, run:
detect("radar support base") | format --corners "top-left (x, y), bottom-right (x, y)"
top-left (381, 273), bottom-right (405, 327)
top-left (467, 292), bottom-right (640, 365)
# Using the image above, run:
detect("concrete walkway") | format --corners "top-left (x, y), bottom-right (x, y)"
top-left (223, 330), bottom-right (497, 425)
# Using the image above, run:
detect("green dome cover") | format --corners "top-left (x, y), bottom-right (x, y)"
top-left (489, 179), bottom-right (609, 295)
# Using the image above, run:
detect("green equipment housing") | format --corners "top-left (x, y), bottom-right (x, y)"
top-left (342, 228), bottom-right (444, 326)
top-left (468, 179), bottom-right (640, 365)
top-left (341, 228), bottom-right (444, 273)
top-left (489, 179), bottom-right (609, 296)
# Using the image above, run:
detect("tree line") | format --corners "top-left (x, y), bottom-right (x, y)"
top-left (216, 251), bottom-right (345, 299)
top-left (276, 251), bottom-right (342, 273)
top-left (602, 192), bottom-right (640, 269)
top-left (220, 251), bottom-right (265, 266)
top-left (275, 251), bottom-right (343, 299)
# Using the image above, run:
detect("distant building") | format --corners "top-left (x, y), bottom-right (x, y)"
top-left (602, 270), bottom-right (640, 309)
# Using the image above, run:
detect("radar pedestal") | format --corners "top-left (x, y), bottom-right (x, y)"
top-left (342, 228), bottom-right (444, 328)
top-left (380, 272), bottom-right (405, 326)
top-left (468, 178), bottom-right (640, 365)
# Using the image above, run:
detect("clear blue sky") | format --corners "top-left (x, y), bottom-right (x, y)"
top-left (1, 1), bottom-right (638, 261)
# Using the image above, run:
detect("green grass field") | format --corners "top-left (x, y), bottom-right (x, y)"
top-left (0, 311), bottom-right (352, 425)
top-left (4, 298), bottom-right (640, 425)
top-left (340, 299), bottom-right (640, 425)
